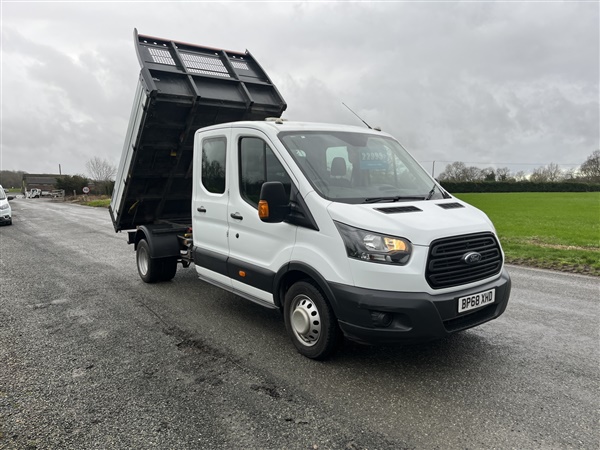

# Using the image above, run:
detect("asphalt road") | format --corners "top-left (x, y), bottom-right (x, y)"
top-left (1, 198), bottom-right (598, 449)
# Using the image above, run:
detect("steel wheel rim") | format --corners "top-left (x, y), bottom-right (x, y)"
top-left (138, 246), bottom-right (149, 276)
top-left (290, 294), bottom-right (322, 347)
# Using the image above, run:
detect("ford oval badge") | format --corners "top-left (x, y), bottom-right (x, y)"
top-left (462, 251), bottom-right (482, 265)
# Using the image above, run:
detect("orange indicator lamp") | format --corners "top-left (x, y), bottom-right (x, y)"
top-left (258, 200), bottom-right (269, 219)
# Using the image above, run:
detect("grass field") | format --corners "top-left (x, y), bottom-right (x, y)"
top-left (83, 198), bottom-right (111, 208)
top-left (78, 191), bottom-right (599, 275)
top-left (456, 192), bottom-right (600, 276)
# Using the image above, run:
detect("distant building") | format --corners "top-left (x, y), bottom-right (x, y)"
top-left (22, 174), bottom-right (60, 193)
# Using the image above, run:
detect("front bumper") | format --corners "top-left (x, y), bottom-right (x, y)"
top-left (330, 268), bottom-right (511, 345)
top-left (0, 213), bottom-right (11, 224)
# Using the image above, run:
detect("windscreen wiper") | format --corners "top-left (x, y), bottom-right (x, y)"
top-left (364, 196), bottom-right (425, 204)
top-left (425, 183), bottom-right (451, 200)
top-left (425, 184), bottom-right (437, 200)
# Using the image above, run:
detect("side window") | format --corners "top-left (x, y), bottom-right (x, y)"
top-left (202, 137), bottom-right (226, 194)
top-left (239, 137), bottom-right (292, 208)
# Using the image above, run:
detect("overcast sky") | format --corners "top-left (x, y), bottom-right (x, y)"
top-left (1, 0), bottom-right (598, 178)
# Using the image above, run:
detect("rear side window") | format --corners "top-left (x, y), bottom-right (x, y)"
top-left (202, 137), bottom-right (226, 194)
top-left (239, 137), bottom-right (291, 207)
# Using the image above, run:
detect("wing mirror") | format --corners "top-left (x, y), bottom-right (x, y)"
top-left (7, 196), bottom-right (14, 201)
top-left (258, 182), bottom-right (290, 223)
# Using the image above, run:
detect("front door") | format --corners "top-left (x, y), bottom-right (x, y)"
top-left (227, 129), bottom-right (298, 304)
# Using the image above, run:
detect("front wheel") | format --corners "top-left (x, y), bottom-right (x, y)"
top-left (283, 281), bottom-right (342, 360)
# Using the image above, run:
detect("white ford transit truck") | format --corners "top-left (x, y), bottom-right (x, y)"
top-left (111, 31), bottom-right (511, 359)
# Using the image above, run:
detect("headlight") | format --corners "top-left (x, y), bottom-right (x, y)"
top-left (334, 221), bottom-right (412, 265)
top-left (0, 204), bottom-right (8, 210)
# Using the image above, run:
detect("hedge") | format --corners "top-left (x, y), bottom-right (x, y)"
top-left (439, 181), bottom-right (600, 193)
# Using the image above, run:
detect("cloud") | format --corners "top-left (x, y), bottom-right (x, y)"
top-left (1, 24), bottom-right (134, 174)
top-left (1, 1), bottom-right (598, 177)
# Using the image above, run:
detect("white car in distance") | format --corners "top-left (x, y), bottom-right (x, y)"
top-left (0, 185), bottom-right (13, 226)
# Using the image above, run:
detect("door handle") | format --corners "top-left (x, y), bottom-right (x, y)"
top-left (197, 206), bottom-right (206, 213)
top-left (230, 212), bottom-right (243, 220)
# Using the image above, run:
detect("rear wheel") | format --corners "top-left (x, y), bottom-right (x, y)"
top-left (136, 239), bottom-right (160, 283)
top-left (283, 280), bottom-right (342, 360)
top-left (159, 257), bottom-right (178, 282)
top-left (137, 239), bottom-right (178, 283)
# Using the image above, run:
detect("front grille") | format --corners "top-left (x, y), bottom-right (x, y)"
top-left (426, 232), bottom-right (502, 289)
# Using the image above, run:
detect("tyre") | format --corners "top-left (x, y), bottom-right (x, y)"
top-left (283, 280), bottom-right (342, 360)
top-left (136, 239), bottom-right (160, 283)
top-left (159, 256), bottom-right (178, 282)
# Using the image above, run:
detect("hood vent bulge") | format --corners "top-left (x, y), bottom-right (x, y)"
top-left (375, 206), bottom-right (422, 214)
top-left (436, 202), bottom-right (464, 210)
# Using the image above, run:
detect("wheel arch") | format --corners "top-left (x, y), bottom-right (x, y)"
top-left (273, 262), bottom-right (339, 313)
top-left (131, 225), bottom-right (180, 259)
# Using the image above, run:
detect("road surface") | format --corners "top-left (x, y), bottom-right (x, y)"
top-left (1, 198), bottom-right (598, 449)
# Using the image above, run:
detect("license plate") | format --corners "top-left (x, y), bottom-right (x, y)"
top-left (458, 289), bottom-right (495, 313)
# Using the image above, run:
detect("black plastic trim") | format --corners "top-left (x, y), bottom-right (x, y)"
top-left (227, 256), bottom-right (275, 293)
top-left (286, 185), bottom-right (319, 231)
top-left (192, 248), bottom-right (277, 294)
top-left (273, 261), bottom-right (337, 310)
top-left (330, 269), bottom-right (511, 345)
top-left (193, 246), bottom-right (228, 277)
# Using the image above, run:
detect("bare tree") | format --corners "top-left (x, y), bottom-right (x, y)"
top-left (86, 157), bottom-right (116, 195)
top-left (530, 167), bottom-right (548, 182)
top-left (86, 157), bottom-right (116, 182)
top-left (579, 150), bottom-right (600, 182)
top-left (514, 171), bottom-right (527, 181)
top-left (545, 163), bottom-right (564, 182)
top-left (495, 167), bottom-right (512, 181)
top-left (464, 166), bottom-right (482, 182)
top-left (563, 168), bottom-right (577, 180)
top-left (438, 162), bottom-right (482, 182)
top-left (530, 163), bottom-right (564, 182)
top-left (438, 162), bottom-right (468, 182)
top-left (481, 167), bottom-right (496, 182)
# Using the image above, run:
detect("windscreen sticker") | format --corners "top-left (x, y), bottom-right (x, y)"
top-left (359, 150), bottom-right (389, 170)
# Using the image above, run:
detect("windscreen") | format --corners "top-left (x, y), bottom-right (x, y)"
top-left (278, 131), bottom-right (444, 204)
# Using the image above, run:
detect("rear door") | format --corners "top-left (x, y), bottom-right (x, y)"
top-left (227, 128), bottom-right (298, 304)
top-left (192, 128), bottom-right (232, 289)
